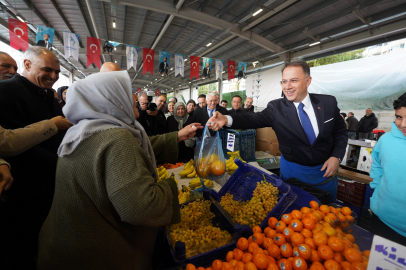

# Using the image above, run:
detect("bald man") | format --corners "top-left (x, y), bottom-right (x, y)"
top-left (0, 52), bottom-right (18, 80)
top-left (100, 62), bottom-right (121, 73)
top-left (244, 97), bottom-right (255, 112)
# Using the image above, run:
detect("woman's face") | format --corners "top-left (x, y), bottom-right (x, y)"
top-left (395, 107), bottom-right (406, 137)
top-left (177, 106), bottom-right (185, 117)
top-left (168, 102), bottom-right (174, 113)
top-left (132, 94), bottom-right (139, 119)
top-left (62, 89), bottom-right (68, 102)
top-left (187, 103), bottom-right (195, 113)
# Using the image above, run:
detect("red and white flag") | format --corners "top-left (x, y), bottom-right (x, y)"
top-left (137, 88), bottom-right (142, 93)
top-left (87, 36), bottom-right (101, 69)
top-left (190, 56), bottom-right (200, 80)
top-left (228, 60), bottom-right (235, 81)
top-left (155, 89), bottom-right (160, 96)
top-left (143, 48), bottom-right (154, 75)
top-left (9, 18), bottom-right (29, 52)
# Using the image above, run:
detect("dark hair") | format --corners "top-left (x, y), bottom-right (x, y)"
top-left (232, 95), bottom-right (242, 102)
top-left (282, 60), bottom-right (310, 76)
top-left (57, 86), bottom-right (68, 106)
top-left (187, 99), bottom-right (196, 106)
top-left (393, 93), bottom-right (406, 109)
top-left (340, 112), bottom-right (347, 118)
top-left (220, 100), bottom-right (228, 104)
top-left (198, 94), bottom-right (206, 99)
top-left (170, 97), bottom-right (177, 103)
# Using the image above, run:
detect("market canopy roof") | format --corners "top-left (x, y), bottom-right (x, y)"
top-left (0, 0), bottom-right (405, 90)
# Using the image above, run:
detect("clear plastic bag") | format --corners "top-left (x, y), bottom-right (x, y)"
top-left (194, 126), bottom-right (226, 181)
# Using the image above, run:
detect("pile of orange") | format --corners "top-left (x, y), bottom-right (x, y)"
top-left (184, 201), bottom-right (370, 270)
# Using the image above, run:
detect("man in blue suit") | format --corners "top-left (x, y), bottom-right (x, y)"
top-left (207, 60), bottom-right (347, 202)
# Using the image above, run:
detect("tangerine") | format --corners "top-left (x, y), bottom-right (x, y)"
top-left (318, 245), bottom-right (334, 260)
top-left (290, 219), bottom-right (303, 232)
top-left (307, 213), bottom-right (319, 224)
top-left (278, 259), bottom-right (293, 270)
top-left (266, 229), bottom-right (277, 239)
top-left (237, 237), bottom-right (249, 251)
top-left (292, 257), bottom-right (307, 270)
top-left (290, 232), bottom-right (305, 247)
top-left (291, 210), bottom-right (303, 220)
top-left (211, 160), bottom-right (225, 176)
top-left (253, 253), bottom-right (269, 269)
top-left (267, 244), bottom-right (281, 258)
top-left (361, 250), bottom-right (370, 258)
top-left (345, 215), bottom-right (354, 223)
top-left (292, 247), bottom-right (299, 257)
top-left (235, 262), bottom-right (245, 270)
top-left (297, 244), bottom-right (312, 260)
top-left (221, 262), bottom-right (232, 270)
top-left (197, 267), bottom-right (205, 270)
top-left (281, 214), bottom-right (293, 225)
top-left (313, 232), bottom-right (328, 247)
top-left (283, 227), bottom-right (295, 240)
top-left (280, 243), bottom-right (293, 258)
top-left (268, 217), bottom-right (278, 229)
top-left (244, 262), bottom-right (258, 270)
top-left (341, 261), bottom-right (352, 270)
top-left (253, 247), bottom-right (265, 255)
top-left (322, 227), bottom-right (337, 237)
top-left (327, 236), bottom-right (345, 252)
top-left (305, 238), bottom-right (317, 250)
top-left (309, 262), bottom-right (326, 270)
top-left (212, 260), bottom-right (223, 270)
top-left (266, 263), bottom-right (279, 270)
top-left (242, 253), bottom-right (253, 264)
top-left (226, 251), bottom-right (234, 262)
top-left (263, 238), bottom-right (274, 249)
top-left (273, 233), bottom-right (286, 246)
top-left (300, 228), bottom-right (313, 238)
top-left (319, 205), bottom-right (330, 214)
top-left (310, 201), bottom-right (320, 210)
top-left (310, 249), bottom-right (322, 262)
top-left (300, 207), bottom-right (311, 216)
top-left (253, 226), bottom-right (262, 234)
top-left (345, 234), bottom-right (355, 243)
top-left (197, 162), bottom-right (210, 178)
top-left (324, 259), bottom-right (341, 270)
top-left (302, 217), bottom-right (316, 230)
top-left (333, 252), bottom-right (344, 263)
top-left (230, 260), bottom-right (238, 267)
top-left (233, 248), bottom-right (244, 261)
top-left (276, 221), bottom-right (287, 233)
top-left (350, 262), bottom-right (366, 270)
top-left (249, 243), bottom-right (260, 253)
top-left (341, 207), bottom-right (352, 216)
top-left (343, 248), bottom-right (362, 262)
top-left (186, 264), bottom-right (196, 270)
top-left (253, 233), bottom-right (265, 245)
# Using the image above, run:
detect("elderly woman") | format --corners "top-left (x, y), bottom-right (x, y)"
top-left (186, 99), bottom-right (197, 116)
top-left (167, 102), bottom-right (195, 162)
top-left (164, 101), bottom-right (175, 119)
top-left (37, 71), bottom-right (201, 270)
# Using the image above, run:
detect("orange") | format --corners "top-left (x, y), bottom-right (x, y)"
top-left (345, 215), bottom-right (355, 223)
top-left (300, 207), bottom-right (311, 216)
top-left (253, 226), bottom-right (262, 234)
top-left (336, 228), bottom-right (345, 236)
top-left (266, 229), bottom-right (277, 239)
top-left (320, 205), bottom-right (330, 214)
top-left (253, 253), bottom-right (269, 269)
top-left (263, 238), bottom-right (274, 249)
top-left (362, 260), bottom-right (368, 267)
top-left (197, 163), bottom-right (210, 178)
top-left (300, 228), bottom-right (312, 239)
top-left (345, 234), bottom-right (355, 243)
top-left (278, 259), bottom-right (293, 270)
top-left (211, 160), bottom-right (226, 176)
top-left (230, 260), bottom-right (238, 267)
top-left (334, 252), bottom-right (344, 263)
top-left (307, 213), bottom-right (319, 224)
top-left (350, 262), bottom-right (366, 270)
top-left (290, 232), bottom-right (305, 247)
top-left (361, 250), bottom-right (370, 258)
top-left (276, 221), bottom-right (287, 233)
top-left (267, 244), bottom-right (281, 258)
top-left (341, 207), bottom-right (351, 216)
top-left (242, 253), bottom-right (253, 264)
top-left (226, 251), bottom-right (234, 262)
top-left (207, 268), bottom-right (213, 270)
top-left (310, 249), bottom-right (322, 262)
top-left (197, 267), bottom-right (205, 270)
top-left (315, 223), bottom-right (324, 231)
top-left (267, 256), bottom-right (276, 264)
top-left (283, 227), bottom-right (295, 240)
top-left (221, 262), bottom-right (232, 270)
top-left (268, 217), bottom-right (278, 229)
top-left (302, 217), bottom-right (315, 230)
top-left (291, 210), bottom-right (303, 220)
top-left (280, 243), bottom-right (293, 258)
top-left (322, 227), bottom-right (337, 237)
top-left (324, 259), bottom-right (341, 270)
top-left (318, 245), bottom-right (334, 260)
top-left (281, 214), bottom-right (293, 225)
top-left (249, 236), bottom-right (254, 244)
top-left (297, 244), bottom-right (312, 260)
top-left (292, 257), bottom-right (307, 270)
top-left (327, 236), bottom-right (345, 252)
top-left (237, 237), bottom-right (249, 251)
top-left (290, 219), bottom-right (303, 232)
top-left (253, 233), bottom-right (265, 245)
top-left (338, 213), bottom-right (346, 222)
top-left (264, 227), bottom-right (271, 235)
top-left (233, 248), bottom-right (244, 261)
top-left (327, 213), bottom-right (338, 221)
top-left (264, 250), bottom-right (269, 256)
top-left (353, 244), bottom-right (359, 251)
top-left (324, 216), bottom-right (335, 224)
top-left (186, 264), bottom-right (196, 270)
top-left (212, 260), bottom-right (223, 270)
top-left (313, 232), bottom-right (328, 247)
top-left (316, 210), bottom-right (326, 220)
top-left (253, 247), bottom-right (265, 255)
top-left (329, 207), bottom-right (339, 216)
top-left (309, 262), bottom-right (326, 270)
top-left (343, 248), bottom-right (362, 262)
top-left (235, 262), bottom-right (245, 270)
top-left (313, 212), bottom-right (322, 222)
top-left (249, 243), bottom-right (260, 253)
top-left (273, 233), bottom-right (286, 246)
top-left (342, 238), bottom-right (354, 249)
top-left (292, 247), bottom-right (299, 257)
top-left (244, 262), bottom-right (258, 270)
top-left (310, 201), bottom-right (320, 210)
top-left (305, 238), bottom-right (317, 250)
top-left (341, 261), bottom-right (352, 270)
top-left (266, 263), bottom-right (278, 270)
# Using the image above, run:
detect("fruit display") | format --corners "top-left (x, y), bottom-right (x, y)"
top-left (226, 151), bottom-right (247, 175)
top-left (180, 159), bottom-right (198, 178)
top-left (189, 178), bottom-right (213, 189)
top-left (196, 154), bottom-right (226, 178)
top-left (184, 200), bottom-right (371, 270)
top-left (179, 185), bottom-right (192, 204)
top-left (220, 181), bottom-right (279, 228)
top-left (158, 162), bottom-right (185, 169)
top-left (169, 199), bottom-right (233, 259)
top-left (157, 167), bottom-right (178, 184)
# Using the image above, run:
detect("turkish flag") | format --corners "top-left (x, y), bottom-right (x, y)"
top-left (87, 36), bottom-right (101, 69)
top-left (143, 48), bottom-right (154, 75)
top-left (190, 56), bottom-right (199, 80)
top-left (9, 18), bottom-right (29, 52)
top-left (155, 89), bottom-right (160, 96)
top-left (228, 60), bottom-right (235, 81)
top-left (137, 88), bottom-right (142, 93)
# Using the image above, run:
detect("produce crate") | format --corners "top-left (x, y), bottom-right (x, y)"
top-left (219, 129), bottom-right (256, 162)
top-left (337, 177), bottom-right (366, 208)
top-left (210, 159), bottom-right (297, 235)
top-left (363, 184), bottom-right (374, 209)
top-left (167, 192), bottom-right (242, 267)
top-left (359, 207), bottom-right (372, 232)
top-left (283, 177), bottom-right (330, 205)
top-left (335, 199), bottom-right (362, 223)
top-left (328, 203), bottom-right (358, 231)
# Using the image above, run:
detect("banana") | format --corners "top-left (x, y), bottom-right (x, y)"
top-left (226, 158), bottom-right (234, 166)
top-left (158, 167), bottom-right (166, 177)
top-left (189, 178), bottom-right (202, 188)
top-left (204, 180), bottom-right (212, 188)
top-left (162, 171), bottom-right (169, 180)
top-left (229, 163), bottom-right (238, 171)
top-left (179, 164), bottom-right (194, 177)
top-left (184, 159), bottom-right (193, 170)
top-left (186, 169), bottom-right (196, 178)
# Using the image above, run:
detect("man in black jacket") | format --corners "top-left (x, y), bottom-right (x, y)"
top-left (137, 93), bottom-right (167, 136)
top-left (0, 46), bottom-right (69, 269)
top-left (188, 92), bottom-right (229, 138)
top-left (358, 108), bottom-right (378, 140)
top-left (230, 95), bottom-right (250, 115)
top-left (243, 97), bottom-right (255, 112)
top-left (346, 112), bottom-right (359, 139)
top-left (207, 60), bottom-right (347, 202)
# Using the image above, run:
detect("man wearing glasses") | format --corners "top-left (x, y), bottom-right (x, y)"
top-left (207, 60), bottom-right (347, 202)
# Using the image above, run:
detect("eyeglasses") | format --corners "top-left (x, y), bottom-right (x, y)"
top-left (280, 77), bottom-right (309, 85)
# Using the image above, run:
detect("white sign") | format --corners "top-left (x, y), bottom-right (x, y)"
top-left (367, 235), bottom-right (406, 270)
top-left (63, 31), bottom-right (79, 61)
top-left (216, 59), bottom-right (224, 80)
top-left (226, 133), bottom-right (235, 152)
top-left (175, 53), bottom-right (184, 77)
top-left (126, 45), bottom-right (139, 70)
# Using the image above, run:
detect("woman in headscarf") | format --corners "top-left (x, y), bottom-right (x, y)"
top-left (186, 99), bottom-right (197, 116)
top-left (164, 101), bottom-right (175, 119)
top-left (37, 71), bottom-right (201, 270)
top-left (167, 102), bottom-right (195, 162)
top-left (56, 86), bottom-right (68, 107)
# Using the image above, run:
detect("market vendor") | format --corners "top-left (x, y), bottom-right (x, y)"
top-left (207, 60), bottom-right (347, 202)
top-left (37, 71), bottom-right (202, 270)
top-left (369, 92), bottom-right (406, 245)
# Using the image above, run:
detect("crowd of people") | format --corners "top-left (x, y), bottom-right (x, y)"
top-left (0, 46), bottom-right (405, 269)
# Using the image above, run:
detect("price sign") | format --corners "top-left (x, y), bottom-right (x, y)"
top-left (226, 133), bottom-right (235, 152)
top-left (367, 235), bottom-right (406, 270)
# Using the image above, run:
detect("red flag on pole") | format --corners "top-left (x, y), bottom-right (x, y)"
top-left (137, 88), bottom-right (142, 93)
top-left (155, 89), bottom-right (160, 96)
top-left (190, 56), bottom-right (200, 80)
top-left (143, 48), bottom-right (154, 75)
top-left (8, 18), bottom-right (29, 52)
top-left (87, 36), bottom-right (101, 69)
top-left (228, 60), bottom-right (235, 81)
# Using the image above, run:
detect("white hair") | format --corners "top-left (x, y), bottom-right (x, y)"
top-left (23, 46), bottom-right (59, 63)
top-left (207, 92), bottom-right (216, 99)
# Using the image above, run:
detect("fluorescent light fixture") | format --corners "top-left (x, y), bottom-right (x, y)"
top-left (162, 74), bottom-right (164, 76)
top-left (253, 9), bottom-right (263, 16)
top-left (189, 82), bottom-right (191, 83)
top-left (17, 16), bottom-right (25, 22)
top-left (114, 47), bottom-right (116, 51)
top-left (170, 67), bottom-right (173, 70)
top-left (253, 61), bottom-right (259, 64)
top-left (206, 42), bottom-right (212, 47)
top-left (115, 60), bottom-right (117, 63)
top-left (222, 71), bottom-right (225, 73)
top-left (155, 79), bottom-right (157, 80)
top-left (184, 58), bottom-right (187, 61)
top-left (309, 41), bottom-right (321, 46)
top-left (113, 20), bottom-right (116, 28)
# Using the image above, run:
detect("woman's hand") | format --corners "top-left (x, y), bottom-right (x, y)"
top-left (177, 123), bottom-right (203, 142)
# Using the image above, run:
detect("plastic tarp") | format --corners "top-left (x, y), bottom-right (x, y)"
top-left (309, 51), bottom-right (406, 110)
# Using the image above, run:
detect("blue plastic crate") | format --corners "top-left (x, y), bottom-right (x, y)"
top-left (363, 184), bottom-right (374, 209)
top-left (335, 199), bottom-right (362, 222)
top-left (219, 129), bottom-right (256, 162)
top-left (167, 191), bottom-right (242, 267)
top-left (210, 159), bottom-right (297, 234)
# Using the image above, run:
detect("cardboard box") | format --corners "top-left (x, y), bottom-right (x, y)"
top-left (256, 127), bottom-right (278, 143)
top-left (357, 146), bottom-right (373, 173)
top-left (255, 140), bottom-right (281, 156)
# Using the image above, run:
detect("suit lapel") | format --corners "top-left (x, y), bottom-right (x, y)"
top-left (310, 94), bottom-right (324, 145)
top-left (282, 99), bottom-right (310, 146)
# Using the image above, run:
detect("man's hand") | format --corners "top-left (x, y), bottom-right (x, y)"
top-left (321, 157), bottom-right (340, 178)
top-left (146, 110), bottom-right (158, 116)
top-left (51, 116), bottom-right (73, 130)
top-left (177, 123), bottom-right (203, 142)
top-left (0, 165), bottom-right (13, 197)
top-left (206, 112), bottom-right (228, 131)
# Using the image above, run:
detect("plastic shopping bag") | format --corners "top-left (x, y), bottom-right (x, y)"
top-left (194, 125), bottom-right (226, 181)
